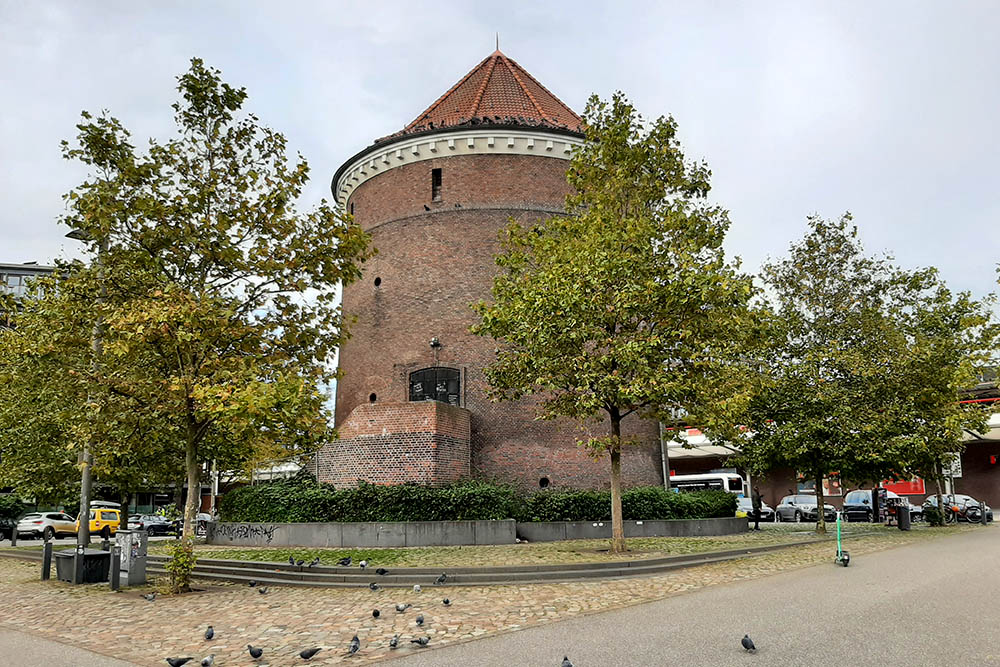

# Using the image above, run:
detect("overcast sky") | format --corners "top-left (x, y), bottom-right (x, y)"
top-left (2, 1), bottom-right (998, 301)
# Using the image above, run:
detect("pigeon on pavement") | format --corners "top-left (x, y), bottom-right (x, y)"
top-left (248, 645), bottom-right (264, 659)
top-left (200, 656), bottom-right (214, 667)
top-left (299, 648), bottom-right (322, 660)
top-left (296, 560), bottom-right (305, 567)
top-left (412, 584), bottom-right (421, 593)
top-left (372, 609), bottom-right (380, 619)
top-left (410, 637), bottom-right (430, 647)
top-left (143, 593), bottom-right (157, 601)
top-left (308, 557), bottom-right (320, 567)
top-left (337, 556), bottom-right (352, 566)
top-left (369, 582), bottom-right (380, 591)
top-left (258, 586), bottom-right (269, 595)
top-left (389, 634), bottom-right (399, 649)
top-left (561, 657), bottom-right (573, 667)
top-left (247, 580), bottom-right (257, 587)
top-left (348, 635), bottom-right (360, 655)
top-left (288, 556), bottom-right (296, 565)
top-left (742, 634), bottom-right (756, 653)
top-left (434, 572), bottom-right (447, 585)
top-left (165, 659), bottom-right (193, 667)
top-left (204, 626), bottom-right (214, 641)
top-left (359, 560), bottom-right (368, 569)
top-left (375, 567), bottom-right (389, 576)
top-left (395, 603), bottom-right (411, 612)
top-left (442, 598), bottom-right (451, 606)
top-left (415, 614), bottom-right (424, 627)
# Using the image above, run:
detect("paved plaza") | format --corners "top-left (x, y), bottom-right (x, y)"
top-left (0, 526), bottom-right (982, 665)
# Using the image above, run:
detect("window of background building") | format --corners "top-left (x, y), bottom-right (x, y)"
top-left (409, 367), bottom-right (460, 405)
top-left (431, 168), bottom-right (442, 201)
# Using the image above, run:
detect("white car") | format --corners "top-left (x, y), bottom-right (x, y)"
top-left (16, 512), bottom-right (77, 540)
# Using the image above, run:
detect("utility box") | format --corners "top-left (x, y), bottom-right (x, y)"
top-left (54, 548), bottom-right (110, 583)
top-left (115, 530), bottom-right (148, 586)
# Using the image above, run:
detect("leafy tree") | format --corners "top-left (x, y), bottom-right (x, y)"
top-left (53, 58), bottom-right (372, 538)
top-left (894, 278), bottom-right (998, 516)
top-left (0, 266), bottom-right (185, 509)
top-left (473, 93), bottom-right (755, 552)
top-left (740, 214), bottom-right (939, 533)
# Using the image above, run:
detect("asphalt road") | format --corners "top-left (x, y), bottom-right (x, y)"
top-left (395, 526), bottom-right (1000, 666)
top-left (0, 628), bottom-right (134, 667)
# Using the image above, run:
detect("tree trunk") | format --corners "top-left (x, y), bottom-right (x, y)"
top-left (609, 410), bottom-right (626, 554)
top-left (814, 475), bottom-right (827, 534)
top-left (182, 433), bottom-right (200, 540)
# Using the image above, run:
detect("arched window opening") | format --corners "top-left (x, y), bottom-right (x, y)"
top-left (409, 367), bottom-right (460, 406)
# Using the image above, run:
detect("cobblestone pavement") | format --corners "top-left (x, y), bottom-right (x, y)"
top-left (0, 526), bottom-right (977, 666)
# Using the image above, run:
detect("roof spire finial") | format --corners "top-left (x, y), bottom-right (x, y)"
top-left (496, 33), bottom-right (499, 52)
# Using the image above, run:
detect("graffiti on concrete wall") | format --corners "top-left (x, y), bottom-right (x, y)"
top-left (210, 522), bottom-right (277, 544)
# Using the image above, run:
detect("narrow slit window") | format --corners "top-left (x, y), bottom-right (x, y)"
top-left (431, 168), bottom-right (442, 201)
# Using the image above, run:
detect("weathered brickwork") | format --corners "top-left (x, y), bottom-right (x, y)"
top-left (325, 145), bottom-right (666, 492)
top-left (317, 402), bottom-right (471, 488)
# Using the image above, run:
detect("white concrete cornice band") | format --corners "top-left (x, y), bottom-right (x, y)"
top-left (334, 129), bottom-right (584, 208)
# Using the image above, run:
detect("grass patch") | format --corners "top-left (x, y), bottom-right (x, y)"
top-left (176, 523), bottom-right (913, 568)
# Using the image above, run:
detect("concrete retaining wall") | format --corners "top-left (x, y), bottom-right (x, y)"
top-left (206, 520), bottom-right (516, 548)
top-left (514, 517), bottom-right (748, 542)
top-left (206, 517), bottom-right (746, 548)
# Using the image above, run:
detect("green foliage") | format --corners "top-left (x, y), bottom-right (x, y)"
top-left (739, 214), bottom-right (998, 535)
top-left (218, 479), bottom-right (734, 523)
top-left (518, 487), bottom-right (735, 522)
top-left (163, 539), bottom-right (197, 594)
top-left (27, 57), bottom-right (373, 537)
top-left (472, 92), bottom-right (756, 551)
top-left (923, 505), bottom-right (944, 527)
top-left (219, 480), bottom-right (520, 523)
top-left (0, 494), bottom-right (28, 521)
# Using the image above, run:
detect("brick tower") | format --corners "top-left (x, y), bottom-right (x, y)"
top-left (316, 50), bottom-right (664, 490)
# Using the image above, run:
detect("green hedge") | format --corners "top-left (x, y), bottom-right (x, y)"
top-left (219, 479), bottom-right (736, 524)
top-left (516, 486), bottom-right (736, 522)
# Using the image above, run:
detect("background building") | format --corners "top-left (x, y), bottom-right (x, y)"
top-left (314, 50), bottom-right (664, 491)
top-left (0, 261), bottom-right (53, 326)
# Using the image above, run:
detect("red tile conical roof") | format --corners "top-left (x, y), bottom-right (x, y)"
top-left (394, 50), bottom-right (582, 139)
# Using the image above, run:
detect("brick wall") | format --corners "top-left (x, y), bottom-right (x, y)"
top-left (317, 401), bottom-right (471, 488)
top-left (334, 147), bottom-right (664, 491)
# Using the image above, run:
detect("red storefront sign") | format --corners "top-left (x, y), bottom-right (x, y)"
top-left (883, 478), bottom-right (926, 495)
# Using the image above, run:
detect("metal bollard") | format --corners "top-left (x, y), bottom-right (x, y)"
top-left (982, 502), bottom-right (989, 526)
top-left (41, 541), bottom-right (52, 581)
top-left (73, 544), bottom-right (85, 585)
top-left (110, 545), bottom-right (121, 591)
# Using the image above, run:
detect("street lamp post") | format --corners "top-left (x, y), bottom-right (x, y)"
top-left (66, 228), bottom-right (108, 549)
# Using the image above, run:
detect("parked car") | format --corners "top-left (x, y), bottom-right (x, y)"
top-left (924, 494), bottom-right (994, 522)
top-left (843, 489), bottom-right (923, 522)
top-left (775, 494), bottom-right (836, 522)
top-left (127, 514), bottom-right (179, 536)
top-left (75, 508), bottom-right (121, 539)
top-left (736, 497), bottom-right (775, 522)
top-left (16, 512), bottom-right (77, 540)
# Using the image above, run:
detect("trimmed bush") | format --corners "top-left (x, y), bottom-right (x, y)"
top-left (219, 479), bottom-right (520, 523)
top-left (219, 479), bottom-right (737, 524)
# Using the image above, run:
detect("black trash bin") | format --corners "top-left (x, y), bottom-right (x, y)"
top-left (897, 505), bottom-right (911, 531)
top-left (53, 549), bottom-right (111, 583)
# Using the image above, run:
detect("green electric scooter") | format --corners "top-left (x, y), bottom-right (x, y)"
top-left (835, 510), bottom-right (850, 567)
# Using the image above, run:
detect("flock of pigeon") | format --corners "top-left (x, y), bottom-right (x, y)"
top-left (161, 555), bottom-right (760, 665)
top-left (164, 557), bottom-right (461, 665)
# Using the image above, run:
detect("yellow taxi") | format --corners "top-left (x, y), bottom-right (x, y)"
top-left (75, 508), bottom-right (121, 539)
